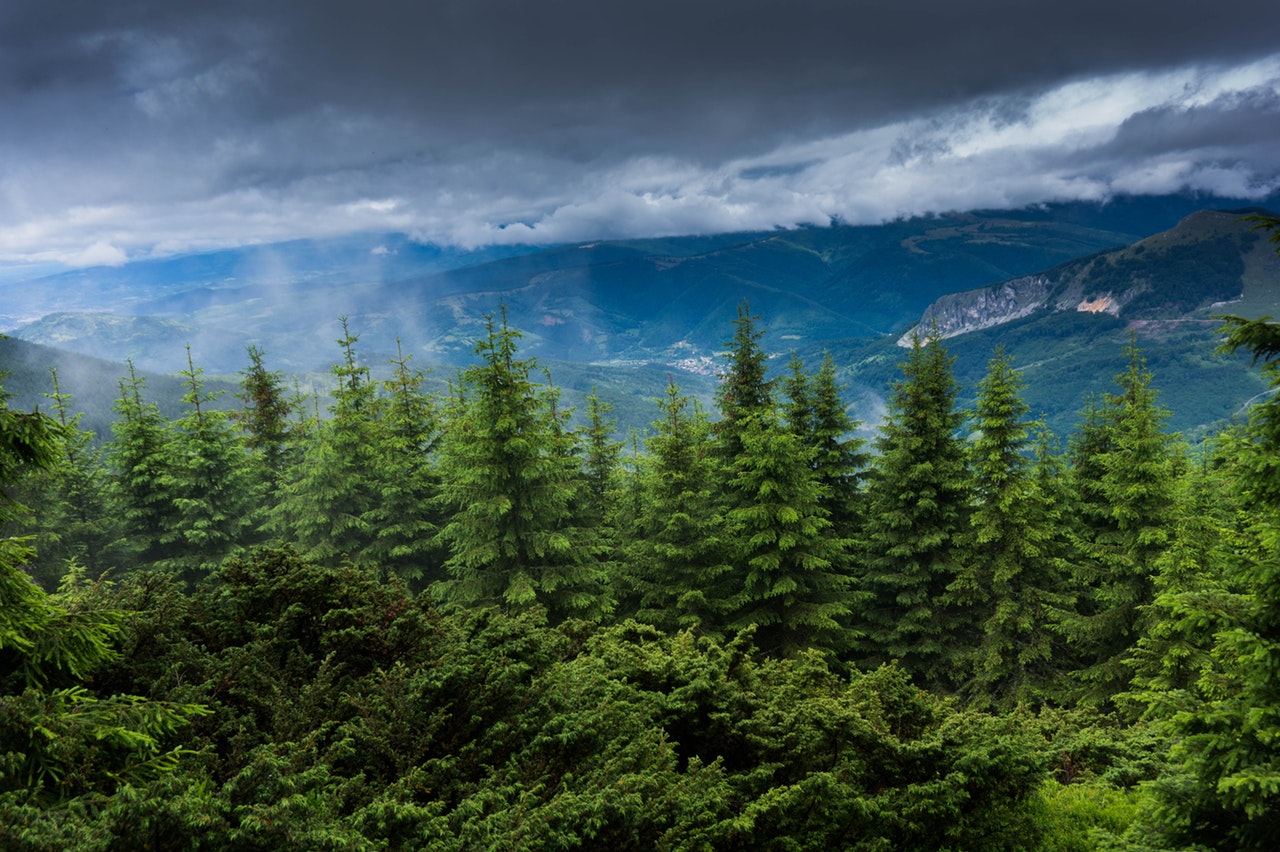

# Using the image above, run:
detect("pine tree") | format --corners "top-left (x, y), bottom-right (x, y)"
top-left (1064, 336), bottom-right (1175, 707)
top-left (624, 380), bottom-right (733, 632)
top-left (269, 318), bottom-right (382, 565)
top-left (1138, 304), bottom-right (1280, 848)
top-left (857, 331), bottom-right (970, 686)
top-left (782, 352), bottom-right (814, 439)
top-left (578, 390), bottom-right (623, 529)
top-left (105, 362), bottom-right (182, 569)
top-left (232, 345), bottom-right (294, 507)
top-left (363, 341), bottom-right (445, 585)
top-left (2, 378), bottom-right (204, 801)
top-left (1127, 440), bottom-right (1239, 705)
top-left (786, 352), bottom-right (867, 541)
top-left (13, 370), bottom-right (123, 589)
top-left (713, 302), bottom-right (774, 472)
top-left (433, 310), bottom-right (609, 621)
top-left (157, 346), bottom-right (259, 583)
top-left (954, 348), bottom-right (1071, 708)
top-left (726, 409), bottom-right (856, 656)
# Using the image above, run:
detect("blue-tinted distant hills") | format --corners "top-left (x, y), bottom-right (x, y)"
top-left (4, 192), bottom-right (1279, 439)
top-left (0, 234), bottom-right (532, 329)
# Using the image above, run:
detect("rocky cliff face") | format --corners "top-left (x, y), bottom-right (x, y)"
top-left (898, 209), bottom-right (1269, 346)
top-left (897, 275), bottom-right (1053, 345)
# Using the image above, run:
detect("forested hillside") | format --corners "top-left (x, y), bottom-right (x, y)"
top-left (5, 224), bottom-right (1280, 848)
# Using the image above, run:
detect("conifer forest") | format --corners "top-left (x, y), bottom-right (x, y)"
top-left (5, 223), bottom-right (1280, 850)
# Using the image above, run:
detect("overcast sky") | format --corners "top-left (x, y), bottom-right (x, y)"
top-left (1, 0), bottom-right (1278, 268)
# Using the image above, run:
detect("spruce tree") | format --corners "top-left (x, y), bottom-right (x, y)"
top-left (363, 341), bottom-right (445, 584)
top-left (624, 381), bottom-right (733, 632)
top-left (1127, 441), bottom-right (1239, 705)
top-left (1064, 337), bottom-right (1175, 707)
top-left (578, 390), bottom-right (623, 529)
top-left (232, 345), bottom-right (294, 507)
top-left (105, 362), bottom-right (182, 569)
top-left (16, 370), bottom-right (122, 588)
top-left (269, 319), bottom-right (382, 565)
top-left (858, 331), bottom-right (969, 686)
top-left (158, 347), bottom-right (259, 583)
top-left (713, 302), bottom-right (774, 473)
top-left (954, 348), bottom-right (1071, 708)
top-left (782, 352), bottom-right (814, 439)
top-left (726, 409), bottom-right (856, 656)
top-left (2, 381), bottom-right (204, 801)
top-left (1138, 304), bottom-right (1280, 847)
top-left (786, 352), bottom-right (867, 541)
top-left (433, 310), bottom-right (609, 621)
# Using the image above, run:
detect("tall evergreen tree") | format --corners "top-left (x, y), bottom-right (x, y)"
top-left (1138, 304), bottom-right (1280, 848)
top-left (14, 370), bottom-right (122, 588)
top-left (714, 302), bottom-right (774, 473)
top-left (1127, 440), bottom-right (1240, 705)
top-left (726, 409), bottom-right (856, 656)
top-left (857, 331), bottom-right (970, 686)
top-left (363, 341), bottom-right (445, 584)
top-left (1064, 337), bottom-right (1176, 707)
top-left (157, 347), bottom-right (259, 583)
top-left (2, 384), bottom-right (204, 803)
top-left (433, 310), bottom-right (609, 621)
top-left (954, 348), bottom-right (1071, 708)
top-left (232, 345), bottom-right (294, 508)
top-left (578, 390), bottom-right (623, 529)
top-left (785, 352), bottom-right (867, 541)
top-left (269, 319), bottom-right (382, 565)
top-left (624, 381), bottom-right (733, 632)
top-left (782, 352), bottom-right (814, 439)
top-left (105, 363), bottom-right (182, 569)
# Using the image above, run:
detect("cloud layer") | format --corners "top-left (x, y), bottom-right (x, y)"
top-left (1, 1), bottom-right (1278, 265)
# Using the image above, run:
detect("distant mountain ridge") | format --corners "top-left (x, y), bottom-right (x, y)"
top-left (8, 195), bottom-right (1236, 376)
top-left (4, 193), bottom-right (1280, 440)
top-left (901, 209), bottom-right (1278, 345)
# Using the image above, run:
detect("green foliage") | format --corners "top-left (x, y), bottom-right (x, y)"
top-left (1132, 219), bottom-right (1280, 849)
top-left (1217, 312), bottom-right (1280, 505)
top-left (1, 384), bottom-right (205, 814)
top-left (786, 352), bottom-right (868, 541)
top-left (725, 410), bottom-right (858, 657)
top-left (955, 350), bottom-right (1073, 709)
top-left (362, 341), bottom-right (446, 585)
top-left (624, 381), bottom-right (734, 632)
top-left (714, 301), bottom-right (775, 471)
top-left (578, 389), bottom-right (623, 527)
top-left (19, 298), bottom-right (1280, 848)
top-left (1065, 337), bottom-right (1176, 708)
top-left (104, 363), bottom-right (183, 568)
top-left (434, 310), bottom-right (610, 621)
top-left (6, 371), bottom-right (123, 589)
top-left (269, 318), bottom-right (385, 566)
top-left (154, 347), bottom-right (260, 583)
top-left (1126, 443), bottom-right (1242, 708)
top-left (1032, 780), bottom-right (1145, 852)
top-left (232, 344), bottom-right (295, 501)
top-left (858, 331), bottom-right (971, 686)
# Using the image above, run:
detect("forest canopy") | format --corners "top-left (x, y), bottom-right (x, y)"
top-left (5, 221), bottom-right (1280, 850)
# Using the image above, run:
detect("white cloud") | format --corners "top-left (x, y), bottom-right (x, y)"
top-left (66, 241), bottom-right (128, 267)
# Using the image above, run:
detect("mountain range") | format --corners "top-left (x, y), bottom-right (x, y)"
top-left (2, 193), bottom-right (1278, 441)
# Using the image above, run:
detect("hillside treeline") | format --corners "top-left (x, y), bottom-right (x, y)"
top-left (5, 262), bottom-right (1280, 847)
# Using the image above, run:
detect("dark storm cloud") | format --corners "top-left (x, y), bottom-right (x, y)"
top-left (1, 0), bottom-right (1278, 264)
top-left (1108, 90), bottom-right (1280, 159)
